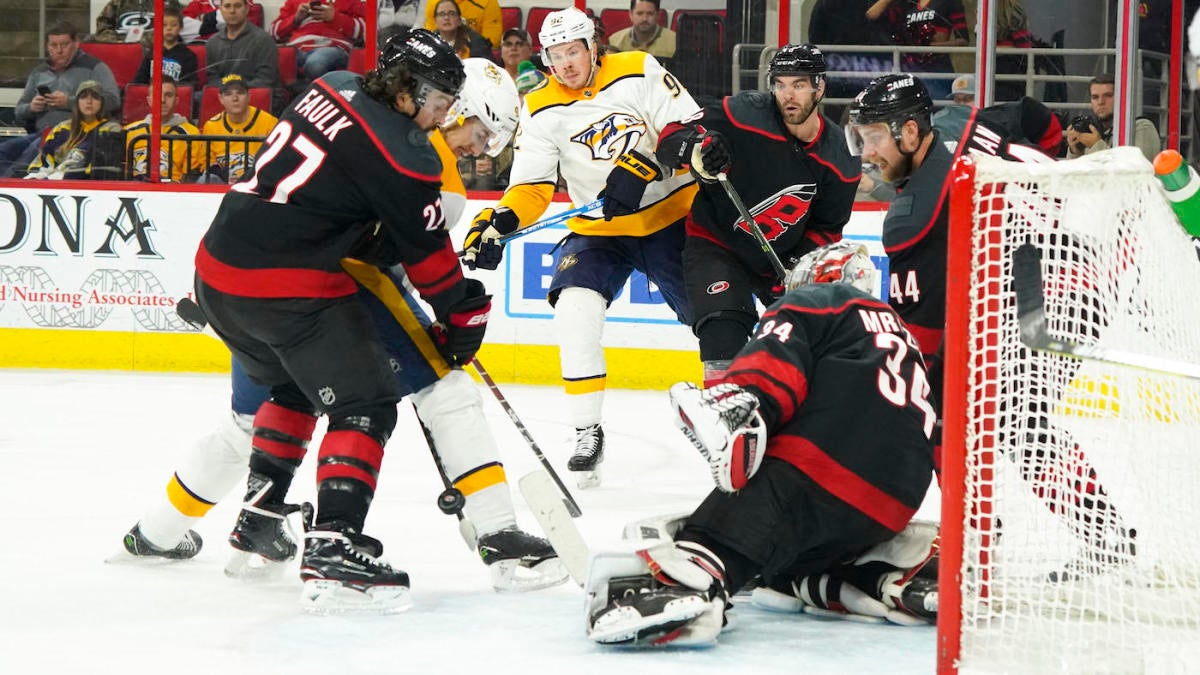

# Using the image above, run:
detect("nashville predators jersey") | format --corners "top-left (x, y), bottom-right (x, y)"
top-left (502, 51), bottom-right (700, 237)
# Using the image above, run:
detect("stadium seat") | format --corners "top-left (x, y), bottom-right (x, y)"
top-left (122, 84), bottom-right (194, 124)
top-left (525, 7), bottom-right (556, 51)
top-left (600, 8), bottom-right (668, 38)
top-left (347, 48), bottom-right (367, 74)
top-left (501, 7), bottom-right (522, 33)
top-left (278, 46), bottom-right (298, 88)
top-left (198, 86), bottom-right (272, 123)
top-left (84, 43), bottom-right (143, 91)
top-left (188, 45), bottom-right (207, 87)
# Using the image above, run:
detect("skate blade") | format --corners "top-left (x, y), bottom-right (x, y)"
top-left (104, 547), bottom-right (189, 565)
top-left (490, 558), bottom-right (571, 592)
top-left (574, 468), bottom-right (602, 489)
top-left (590, 595), bottom-right (710, 645)
top-left (301, 579), bottom-right (413, 615)
top-left (225, 550), bottom-right (289, 582)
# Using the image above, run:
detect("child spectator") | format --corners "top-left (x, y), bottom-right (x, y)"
top-left (133, 6), bottom-right (200, 88)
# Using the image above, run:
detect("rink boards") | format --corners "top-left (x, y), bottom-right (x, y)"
top-left (0, 183), bottom-right (887, 387)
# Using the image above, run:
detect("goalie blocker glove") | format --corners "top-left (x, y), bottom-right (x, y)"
top-left (431, 278), bottom-right (491, 367)
top-left (599, 149), bottom-right (663, 220)
top-left (669, 382), bottom-right (766, 492)
top-left (462, 207), bottom-right (520, 270)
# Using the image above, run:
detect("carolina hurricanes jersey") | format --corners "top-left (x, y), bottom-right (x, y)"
top-left (726, 283), bottom-right (936, 533)
top-left (501, 51), bottom-right (700, 237)
top-left (883, 100), bottom-right (1057, 407)
top-left (661, 91), bottom-right (861, 278)
top-left (196, 71), bottom-right (467, 315)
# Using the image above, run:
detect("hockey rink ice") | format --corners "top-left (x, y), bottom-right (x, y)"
top-left (0, 368), bottom-right (939, 674)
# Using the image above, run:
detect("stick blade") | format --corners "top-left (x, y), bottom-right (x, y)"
top-left (1011, 242), bottom-right (1051, 350)
top-left (519, 470), bottom-right (589, 586)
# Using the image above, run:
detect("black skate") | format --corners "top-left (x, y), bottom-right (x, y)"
top-left (225, 473), bottom-right (307, 581)
top-left (477, 527), bottom-right (570, 592)
top-left (568, 424), bottom-right (605, 489)
top-left (300, 524), bottom-right (412, 614)
top-left (118, 523), bottom-right (203, 561)
top-left (588, 576), bottom-right (724, 647)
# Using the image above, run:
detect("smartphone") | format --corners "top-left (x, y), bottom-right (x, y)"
top-left (36, 84), bottom-right (51, 96)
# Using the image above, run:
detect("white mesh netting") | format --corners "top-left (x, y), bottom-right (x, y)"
top-left (953, 148), bottom-right (1200, 674)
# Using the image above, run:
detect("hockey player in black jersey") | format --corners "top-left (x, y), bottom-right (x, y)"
top-left (584, 243), bottom-right (938, 646)
top-left (193, 30), bottom-right (485, 613)
top-left (655, 44), bottom-right (861, 386)
top-left (846, 74), bottom-right (1136, 580)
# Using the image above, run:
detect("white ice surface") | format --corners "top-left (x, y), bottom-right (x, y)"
top-left (0, 369), bottom-right (938, 674)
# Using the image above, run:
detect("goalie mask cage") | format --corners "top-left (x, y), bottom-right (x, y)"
top-left (939, 147), bottom-right (1200, 674)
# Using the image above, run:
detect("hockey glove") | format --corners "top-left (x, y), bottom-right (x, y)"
top-left (669, 382), bottom-right (766, 492)
top-left (686, 129), bottom-right (731, 182)
top-left (462, 206), bottom-right (520, 270)
top-left (599, 149), bottom-right (663, 221)
top-left (431, 278), bottom-right (492, 367)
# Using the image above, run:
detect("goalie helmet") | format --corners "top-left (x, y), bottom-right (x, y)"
top-left (768, 43), bottom-right (825, 87)
top-left (539, 7), bottom-right (596, 61)
top-left (845, 74), bottom-right (933, 155)
top-left (374, 28), bottom-right (465, 108)
top-left (445, 58), bottom-right (519, 157)
top-left (786, 242), bottom-right (878, 295)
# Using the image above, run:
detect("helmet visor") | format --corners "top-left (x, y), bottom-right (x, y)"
top-left (844, 121), bottom-right (891, 157)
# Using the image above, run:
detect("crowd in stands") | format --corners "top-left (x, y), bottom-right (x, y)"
top-left (0, 0), bottom-right (1186, 188)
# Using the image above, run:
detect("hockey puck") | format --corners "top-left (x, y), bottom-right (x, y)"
top-left (437, 487), bottom-right (465, 515)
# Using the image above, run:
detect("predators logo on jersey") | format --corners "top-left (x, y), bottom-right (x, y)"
top-left (741, 183), bottom-right (819, 242)
top-left (570, 113), bottom-right (647, 161)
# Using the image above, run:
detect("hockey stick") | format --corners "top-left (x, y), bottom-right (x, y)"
top-left (716, 173), bottom-right (788, 282)
top-left (1013, 242), bottom-right (1200, 381)
top-left (518, 470), bottom-right (589, 586)
top-left (456, 199), bottom-right (602, 256)
top-left (177, 297), bottom-right (220, 340)
top-left (470, 357), bottom-right (583, 518)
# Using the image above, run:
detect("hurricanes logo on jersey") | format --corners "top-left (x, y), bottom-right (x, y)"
top-left (737, 184), bottom-right (819, 241)
top-left (570, 113), bottom-right (646, 161)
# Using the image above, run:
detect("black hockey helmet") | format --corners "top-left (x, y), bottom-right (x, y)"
top-left (768, 44), bottom-right (825, 87)
top-left (374, 28), bottom-right (466, 107)
top-left (845, 74), bottom-right (933, 154)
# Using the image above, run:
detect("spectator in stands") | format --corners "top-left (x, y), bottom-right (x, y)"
top-left (500, 28), bottom-right (533, 82)
top-left (514, 59), bottom-right (546, 100)
top-left (24, 80), bottom-right (122, 180)
top-left (182, 0), bottom-right (264, 43)
top-left (124, 75), bottom-right (201, 182)
top-left (206, 0), bottom-right (278, 90)
top-left (271, 0), bottom-right (365, 83)
top-left (932, 73), bottom-right (975, 141)
top-left (424, 0), bottom-right (501, 50)
top-left (132, 7), bottom-right (200, 88)
top-left (195, 73), bottom-right (277, 183)
top-left (377, 0), bottom-right (421, 46)
top-left (1066, 73), bottom-right (1162, 162)
top-left (809, 0), bottom-right (899, 105)
top-left (431, 0), bottom-right (492, 60)
top-left (92, 0), bottom-right (181, 44)
top-left (866, 0), bottom-right (968, 100)
top-left (608, 0), bottom-right (676, 60)
top-left (1, 21), bottom-right (120, 178)
top-left (994, 0), bottom-right (1033, 101)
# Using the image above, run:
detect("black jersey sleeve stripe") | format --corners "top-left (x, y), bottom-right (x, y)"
top-left (314, 79), bottom-right (441, 183)
top-left (726, 350), bottom-right (808, 424)
top-left (403, 243), bottom-right (464, 298)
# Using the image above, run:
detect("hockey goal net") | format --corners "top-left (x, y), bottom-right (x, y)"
top-left (939, 147), bottom-right (1200, 674)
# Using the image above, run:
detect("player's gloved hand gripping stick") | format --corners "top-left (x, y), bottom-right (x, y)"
top-left (458, 199), bottom-right (603, 269)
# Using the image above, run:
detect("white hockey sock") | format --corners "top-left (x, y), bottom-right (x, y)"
top-left (138, 411), bottom-right (253, 549)
top-left (554, 287), bottom-right (608, 428)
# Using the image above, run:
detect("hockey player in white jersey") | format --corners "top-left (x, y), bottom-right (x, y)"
top-left (118, 56), bottom-right (569, 597)
top-left (461, 6), bottom-right (700, 488)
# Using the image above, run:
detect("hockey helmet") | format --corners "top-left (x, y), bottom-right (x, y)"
top-left (768, 44), bottom-right (825, 87)
top-left (538, 7), bottom-right (596, 62)
top-left (845, 74), bottom-right (933, 155)
top-left (445, 59), bottom-right (519, 157)
top-left (376, 28), bottom-right (466, 107)
top-left (785, 242), bottom-right (878, 295)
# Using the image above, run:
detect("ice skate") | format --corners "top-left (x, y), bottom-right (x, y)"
top-left (476, 526), bottom-right (570, 592)
top-left (588, 575), bottom-right (724, 647)
top-left (110, 523), bottom-right (202, 563)
top-left (225, 473), bottom-right (306, 582)
top-left (300, 524), bottom-right (412, 614)
top-left (568, 424), bottom-right (604, 489)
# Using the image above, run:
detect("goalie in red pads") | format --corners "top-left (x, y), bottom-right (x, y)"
top-left (585, 242), bottom-right (938, 646)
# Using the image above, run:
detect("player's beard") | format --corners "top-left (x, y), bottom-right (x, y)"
top-left (878, 151), bottom-right (913, 184)
top-left (780, 96), bottom-right (816, 126)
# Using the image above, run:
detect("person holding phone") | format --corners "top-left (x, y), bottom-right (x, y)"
top-left (270, 0), bottom-right (365, 86)
top-left (1, 20), bottom-right (119, 178)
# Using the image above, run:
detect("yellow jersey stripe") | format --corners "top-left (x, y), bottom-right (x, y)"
top-left (454, 462), bottom-right (508, 496)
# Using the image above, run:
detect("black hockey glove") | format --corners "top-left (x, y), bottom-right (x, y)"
top-left (431, 278), bottom-right (492, 367)
top-left (599, 149), bottom-right (663, 220)
top-left (686, 129), bottom-right (731, 183)
top-left (462, 206), bottom-right (520, 270)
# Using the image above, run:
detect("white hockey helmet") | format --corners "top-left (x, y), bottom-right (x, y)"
top-left (786, 242), bottom-right (879, 295)
top-left (445, 58), bottom-right (519, 157)
top-left (538, 7), bottom-right (595, 62)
